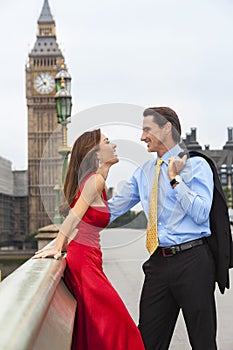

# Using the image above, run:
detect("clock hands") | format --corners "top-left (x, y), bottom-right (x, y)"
top-left (37, 81), bottom-right (47, 88)
top-left (38, 74), bottom-right (50, 86)
top-left (38, 74), bottom-right (45, 82)
top-left (34, 73), bottom-right (55, 94)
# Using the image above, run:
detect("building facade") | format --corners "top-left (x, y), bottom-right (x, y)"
top-left (183, 127), bottom-right (233, 207)
top-left (26, 0), bottom-right (68, 233)
top-left (0, 157), bottom-right (28, 248)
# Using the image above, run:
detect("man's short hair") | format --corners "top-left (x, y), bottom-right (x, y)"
top-left (143, 106), bottom-right (181, 143)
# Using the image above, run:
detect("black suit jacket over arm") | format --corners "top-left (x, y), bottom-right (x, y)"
top-left (182, 150), bottom-right (232, 294)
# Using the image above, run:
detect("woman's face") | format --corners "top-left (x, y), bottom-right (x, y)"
top-left (97, 134), bottom-right (118, 165)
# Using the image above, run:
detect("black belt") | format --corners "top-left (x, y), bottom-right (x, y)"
top-left (157, 238), bottom-right (205, 257)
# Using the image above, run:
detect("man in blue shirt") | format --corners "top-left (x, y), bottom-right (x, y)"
top-left (108, 107), bottom-right (216, 350)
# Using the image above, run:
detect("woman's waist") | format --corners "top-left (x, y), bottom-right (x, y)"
top-left (72, 230), bottom-right (101, 248)
top-left (66, 241), bottom-right (102, 263)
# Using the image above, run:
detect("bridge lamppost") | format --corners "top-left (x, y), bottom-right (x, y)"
top-left (55, 60), bottom-right (72, 95)
top-left (55, 77), bottom-right (72, 182)
top-left (53, 62), bottom-right (72, 224)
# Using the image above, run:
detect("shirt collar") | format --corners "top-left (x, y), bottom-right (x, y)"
top-left (154, 144), bottom-right (183, 166)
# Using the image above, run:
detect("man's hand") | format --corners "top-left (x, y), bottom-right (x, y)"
top-left (167, 154), bottom-right (187, 180)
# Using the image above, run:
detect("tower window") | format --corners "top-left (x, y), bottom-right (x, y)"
top-left (220, 164), bottom-right (228, 186)
top-left (40, 27), bottom-right (52, 36)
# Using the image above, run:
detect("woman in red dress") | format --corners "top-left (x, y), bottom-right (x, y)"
top-left (34, 129), bottom-right (145, 350)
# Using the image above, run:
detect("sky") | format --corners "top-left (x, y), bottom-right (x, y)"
top-left (1, 0), bottom-right (233, 173)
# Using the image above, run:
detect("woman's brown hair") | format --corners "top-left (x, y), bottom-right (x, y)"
top-left (60, 129), bottom-right (101, 215)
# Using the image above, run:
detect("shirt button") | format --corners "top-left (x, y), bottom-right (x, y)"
top-left (158, 222), bottom-right (162, 225)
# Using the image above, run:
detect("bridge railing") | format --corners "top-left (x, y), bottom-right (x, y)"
top-left (0, 247), bottom-right (76, 350)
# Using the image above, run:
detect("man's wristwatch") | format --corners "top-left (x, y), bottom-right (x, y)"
top-left (170, 175), bottom-right (182, 187)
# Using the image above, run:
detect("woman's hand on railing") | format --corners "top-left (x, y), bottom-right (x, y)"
top-left (32, 231), bottom-right (68, 260)
top-left (32, 247), bottom-right (62, 260)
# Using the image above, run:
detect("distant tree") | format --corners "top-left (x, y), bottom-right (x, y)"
top-left (108, 210), bottom-right (137, 228)
top-left (108, 210), bottom-right (147, 229)
top-left (24, 231), bottom-right (38, 249)
top-left (125, 211), bottom-right (147, 229)
top-left (106, 187), bottom-right (114, 200)
top-left (223, 187), bottom-right (232, 208)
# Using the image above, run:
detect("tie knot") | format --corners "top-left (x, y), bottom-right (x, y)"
top-left (157, 158), bottom-right (163, 166)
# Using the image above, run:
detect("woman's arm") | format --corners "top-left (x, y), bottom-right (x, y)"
top-left (33, 174), bottom-right (105, 259)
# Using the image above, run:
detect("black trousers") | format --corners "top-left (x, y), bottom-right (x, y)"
top-left (138, 243), bottom-right (217, 350)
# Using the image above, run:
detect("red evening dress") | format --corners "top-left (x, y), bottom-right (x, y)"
top-left (64, 173), bottom-right (145, 350)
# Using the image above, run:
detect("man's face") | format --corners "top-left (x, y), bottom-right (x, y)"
top-left (141, 115), bottom-right (167, 152)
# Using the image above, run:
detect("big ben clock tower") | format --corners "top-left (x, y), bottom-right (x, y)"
top-left (26, 0), bottom-right (69, 233)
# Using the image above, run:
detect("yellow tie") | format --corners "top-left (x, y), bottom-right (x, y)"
top-left (146, 158), bottom-right (164, 255)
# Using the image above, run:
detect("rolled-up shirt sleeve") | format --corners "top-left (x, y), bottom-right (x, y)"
top-left (174, 157), bottom-right (214, 224)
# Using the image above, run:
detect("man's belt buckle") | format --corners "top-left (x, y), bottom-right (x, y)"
top-left (162, 246), bottom-right (177, 257)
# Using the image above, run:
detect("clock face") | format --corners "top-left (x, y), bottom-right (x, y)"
top-left (34, 73), bottom-right (55, 94)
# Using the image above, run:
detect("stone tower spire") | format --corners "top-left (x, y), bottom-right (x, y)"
top-left (38, 0), bottom-right (54, 23)
top-left (30, 0), bottom-right (61, 56)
